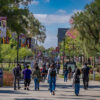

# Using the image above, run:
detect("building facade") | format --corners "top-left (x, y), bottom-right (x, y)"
top-left (57, 28), bottom-right (69, 46)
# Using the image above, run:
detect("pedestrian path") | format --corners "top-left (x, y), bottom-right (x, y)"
top-left (0, 78), bottom-right (100, 100)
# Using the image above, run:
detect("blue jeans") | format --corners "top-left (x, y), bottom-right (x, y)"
top-left (64, 71), bottom-right (68, 82)
top-left (49, 77), bottom-right (56, 92)
top-left (75, 83), bottom-right (80, 95)
top-left (48, 75), bottom-right (50, 83)
top-left (34, 78), bottom-right (39, 90)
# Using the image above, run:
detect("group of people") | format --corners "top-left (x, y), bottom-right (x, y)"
top-left (13, 61), bottom-right (90, 96)
top-left (13, 61), bottom-right (58, 95)
top-left (63, 63), bottom-right (90, 96)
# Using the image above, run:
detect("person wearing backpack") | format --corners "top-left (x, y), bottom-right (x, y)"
top-left (13, 64), bottom-right (21, 90)
top-left (32, 65), bottom-right (41, 91)
top-left (49, 63), bottom-right (57, 95)
top-left (73, 68), bottom-right (81, 96)
top-left (82, 63), bottom-right (90, 90)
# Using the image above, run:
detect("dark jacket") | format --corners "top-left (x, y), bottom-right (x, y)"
top-left (13, 66), bottom-right (21, 78)
top-left (82, 66), bottom-right (90, 78)
top-left (73, 69), bottom-right (81, 84)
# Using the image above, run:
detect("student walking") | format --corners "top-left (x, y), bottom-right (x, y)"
top-left (73, 68), bottom-right (81, 96)
top-left (82, 63), bottom-right (90, 90)
top-left (56, 62), bottom-right (60, 74)
top-left (68, 67), bottom-right (72, 80)
top-left (64, 67), bottom-right (68, 82)
top-left (23, 65), bottom-right (32, 90)
top-left (32, 65), bottom-right (41, 91)
top-left (49, 63), bottom-right (57, 95)
top-left (13, 64), bottom-right (21, 90)
top-left (41, 65), bottom-right (47, 82)
top-left (47, 65), bottom-right (51, 90)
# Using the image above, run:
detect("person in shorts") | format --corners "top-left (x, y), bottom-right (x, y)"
top-left (23, 65), bottom-right (32, 90)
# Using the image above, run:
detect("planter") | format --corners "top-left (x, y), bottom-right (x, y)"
top-left (3, 71), bottom-right (14, 86)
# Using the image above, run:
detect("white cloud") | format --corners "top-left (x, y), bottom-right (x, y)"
top-left (31, 0), bottom-right (39, 5)
top-left (57, 9), bottom-right (66, 14)
top-left (43, 33), bottom-right (57, 49)
top-left (34, 9), bottom-right (82, 48)
top-left (34, 14), bottom-right (72, 24)
top-left (34, 13), bottom-right (71, 48)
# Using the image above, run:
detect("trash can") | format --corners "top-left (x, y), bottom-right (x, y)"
top-left (0, 68), bottom-right (3, 87)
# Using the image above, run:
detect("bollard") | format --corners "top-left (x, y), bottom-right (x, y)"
top-left (0, 68), bottom-right (3, 87)
top-left (93, 70), bottom-right (95, 81)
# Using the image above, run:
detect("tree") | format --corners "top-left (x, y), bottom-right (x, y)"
top-left (72, 0), bottom-right (100, 57)
top-left (26, 13), bottom-right (46, 43)
top-left (19, 47), bottom-right (33, 60)
top-left (0, 0), bottom-right (46, 64)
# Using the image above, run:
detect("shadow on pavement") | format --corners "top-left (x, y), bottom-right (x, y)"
top-left (40, 84), bottom-right (72, 89)
top-left (54, 96), bottom-right (95, 100)
top-left (15, 99), bottom-right (39, 100)
top-left (0, 90), bottom-right (26, 94)
top-left (40, 84), bottom-right (100, 89)
top-left (89, 85), bottom-right (100, 88)
top-left (65, 94), bottom-right (100, 99)
top-left (15, 99), bottom-right (51, 100)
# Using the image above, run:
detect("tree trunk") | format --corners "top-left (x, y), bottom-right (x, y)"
top-left (17, 34), bottom-right (19, 64)
top-left (93, 56), bottom-right (95, 80)
top-left (82, 56), bottom-right (84, 65)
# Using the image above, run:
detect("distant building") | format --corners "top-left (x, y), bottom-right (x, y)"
top-left (57, 28), bottom-right (69, 46)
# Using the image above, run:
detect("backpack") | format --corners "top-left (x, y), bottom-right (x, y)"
top-left (75, 75), bottom-right (80, 83)
top-left (50, 69), bottom-right (56, 77)
top-left (82, 67), bottom-right (89, 77)
top-left (14, 67), bottom-right (20, 76)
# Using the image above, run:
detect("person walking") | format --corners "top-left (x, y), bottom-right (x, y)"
top-left (41, 64), bottom-right (47, 82)
top-left (23, 65), bottom-right (32, 90)
top-left (68, 67), bottom-right (72, 80)
top-left (13, 64), bottom-right (21, 90)
top-left (73, 68), bottom-right (81, 96)
top-left (82, 63), bottom-right (90, 90)
top-left (49, 63), bottom-right (57, 95)
top-left (64, 67), bottom-right (68, 82)
top-left (47, 64), bottom-right (51, 90)
top-left (32, 65), bottom-right (41, 91)
top-left (56, 62), bottom-right (60, 74)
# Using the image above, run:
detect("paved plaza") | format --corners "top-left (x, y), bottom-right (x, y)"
top-left (0, 78), bottom-right (100, 100)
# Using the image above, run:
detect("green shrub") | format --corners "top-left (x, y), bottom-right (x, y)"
top-left (88, 65), bottom-right (93, 68)
top-left (89, 74), bottom-right (100, 81)
top-left (76, 62), bottom-right (82, 68)
top-left (58, 74), bottom-right (64, 78)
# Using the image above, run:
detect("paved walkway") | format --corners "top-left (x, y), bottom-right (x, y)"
top-left (0, 78), bottom-right (100, 100)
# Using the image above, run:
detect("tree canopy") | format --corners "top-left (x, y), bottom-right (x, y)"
top-left (0, 0), bottom-right (46, 63)
top-left (72, 0), bottom-right (100, 57)
top-left (0, 0), bottom-right (46, 41)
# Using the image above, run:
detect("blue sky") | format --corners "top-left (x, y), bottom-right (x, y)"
top-left (28, 0), bottom-right (92, 49)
